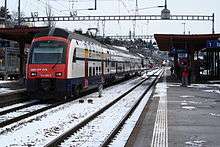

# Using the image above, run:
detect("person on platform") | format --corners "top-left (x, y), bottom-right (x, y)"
top-left (182, 66), bottom-right (189, 87)
top-left (175, 63), bottom-right (181, 81)
top-left (170, 65), bottom-right (174, 75)
top-left (98, 76), bottom-right (104, 97)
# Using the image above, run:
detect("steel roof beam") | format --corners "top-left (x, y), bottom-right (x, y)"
top-left (19, 14), bottom-right (214, 22)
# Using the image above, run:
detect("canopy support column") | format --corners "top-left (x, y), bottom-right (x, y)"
top-left (19, 42), bottom-right (25, 78)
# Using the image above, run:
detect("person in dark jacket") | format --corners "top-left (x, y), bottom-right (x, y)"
top-left (170, 65), bottom-right (174, 75)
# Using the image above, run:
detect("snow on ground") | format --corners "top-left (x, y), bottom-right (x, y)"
top-left (188, 84), bottom-right (220, 89)
top-left (168, 83), bottom-right (181, 87)
top-left (203, 89), bottom-right (220, 94)
top-left (209, 113), bottom-right (220, 117)
top-left (61, 78), bottom-right (155, 147)
top-left (185, 140), bottom-right (206, 146)
top-left (0, 80), bottom-right (21, 94)
top-left (111, 69), bottom-right (164, 147)
top-left (0, 80), bottom-right (16, 84)
top-left (141, 73), bottom-right (148, 78)
top-left (180, 100), bottom-right (202, 111)
top-left (186, 84), bottom-right (220, 94)
top-left (0, 88), bottom-right (14, 93)
top-left (169, 83), bottom-right (220, 97)
top-left (0, 100), bottom-right (38, 113)
top-left (0, 104), bottom-right (49, 123)
top-left (180, 95), bottom-right (195, 98)
top-left (181, 106), bottom-right (196, 110)
top-left (208, 80), bottom-right (220, 84)
top-left (110, 85), bottom-right (154, 147)
top-left (0, 76), bottom-right (146, 146)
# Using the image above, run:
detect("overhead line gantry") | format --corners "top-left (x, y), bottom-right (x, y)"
top-left (19, 14), bottom-right (215, 34)
top-left (20, 14), bottom-right (214, 22)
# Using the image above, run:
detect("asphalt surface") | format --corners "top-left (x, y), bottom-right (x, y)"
top-left (128, 70), bottom-right (220, 147)
top-left (168, 82), bottom-right (220, 147)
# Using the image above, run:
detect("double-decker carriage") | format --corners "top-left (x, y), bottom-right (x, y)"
top-left (26, 28), bottom-right (143, 99)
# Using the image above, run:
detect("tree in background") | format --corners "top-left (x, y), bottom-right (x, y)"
top-left (0, 6), bottom-right (11, 23)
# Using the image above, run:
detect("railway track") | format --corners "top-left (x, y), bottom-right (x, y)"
top-left (0, 97), bottom-right (78, 128)
top-left (0, 77), bottom-right (140, 128)
top-left (45, 69), bottom-right (163, 147)
top-left (102, 70), bottom-right (163, 147)
top-left (0, 102), bottom-right (51, 128)
top-left (0, 69), bottom-right (153, 128)
top-left (0, 100), bottom-right (39, 115)
top-left (0, 69), bottom-right (161, 146)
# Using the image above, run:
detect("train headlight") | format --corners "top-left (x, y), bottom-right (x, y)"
top-left (55, 72), bottom-right (62, 77)
top-left (31, 72), bottom-right (37, 76)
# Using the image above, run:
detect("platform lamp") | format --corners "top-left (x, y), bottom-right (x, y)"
top-left (4, 0), bottom-right (7, 25)
top-left (18, 0), bottom-right (21, 26)
top-left (182, 22), bottom-right (186, 35)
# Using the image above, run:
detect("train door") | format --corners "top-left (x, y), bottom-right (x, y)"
top-left (116, 62), bottom-right (118, 74)
top-left (101, 61), bottom-right (104, 75)
top-left (84, 48), bottom-right (89, 88)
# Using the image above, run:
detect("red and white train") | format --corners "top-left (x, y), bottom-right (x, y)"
top-left (26, 28), bottom-right (145, 98)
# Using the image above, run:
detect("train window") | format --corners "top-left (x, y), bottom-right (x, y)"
top-left (93, 67), bottom-right (95, 76)
top-left (96, 67), bottom-right (99, 75)
top-left (99, 67), bottom-right (101, 74)
top-left (89, 67), bottom-right (92, 76)
top-left (107, 59), bottom-right (109, 65)
top-left (118, 66), bottom-right (122, 70)
top-left (111, 62), bottom-right (115, 67)
top-left (30, 40), bottom-right (67, 64)
top-left (72, 48), bottom-right (76, 63)
top-left (88, 49), bottom-right (92, 57)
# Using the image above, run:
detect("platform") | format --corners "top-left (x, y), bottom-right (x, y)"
top-left (0, 80), bottom-right (26, 107)
top-left (127, 68), bottom-right (220, 147)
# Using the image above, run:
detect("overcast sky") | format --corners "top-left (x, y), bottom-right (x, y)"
top-left (1, 0), bottom-right (219, 36)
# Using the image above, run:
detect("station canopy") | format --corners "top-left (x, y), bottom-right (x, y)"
top-left (154, 34), bottom-right (220, 52)
top-left (0, 26), bottom-right (49, 43)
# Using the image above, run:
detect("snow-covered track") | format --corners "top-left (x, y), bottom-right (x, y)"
top-left (0, 100), bottom-right (39, 116)
top-left (102, 70), bottom-right (164, 146)
top-left (0, 100), bottom-right (69, 128)
top-left (45, 69), bottom-right (162, 147)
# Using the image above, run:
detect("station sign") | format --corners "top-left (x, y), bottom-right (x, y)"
top-left (178, 53), bottom-right (188, 58)
top-left (206, 40), bottom-right (220, 48)
top-left (170, 48), bottom-right (187, 54)
top-left (176, 49), bottom-right (187, 53)
top-left (169, 48), bottom-right (187, 56)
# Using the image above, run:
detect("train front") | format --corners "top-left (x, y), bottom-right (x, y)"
top-left (26, 36), bottom-right (69, 98)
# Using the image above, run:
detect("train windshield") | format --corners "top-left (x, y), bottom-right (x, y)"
top-left (30, 40), bottom-right (67, 64)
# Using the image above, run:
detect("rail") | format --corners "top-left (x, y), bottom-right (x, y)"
top-left (45, 69), bottom-right (161, 147)
top-left (101, 69), bottom-right (164, 146)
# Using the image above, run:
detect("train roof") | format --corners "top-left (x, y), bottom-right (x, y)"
top-left (71, 33), bottom-right (101, 45)
top-left (34, 27), bottom-right (141, 59)
top-left (72, 34), bottom-right (141, 59)
top-left (34, 28), bottom-right (70, 39)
